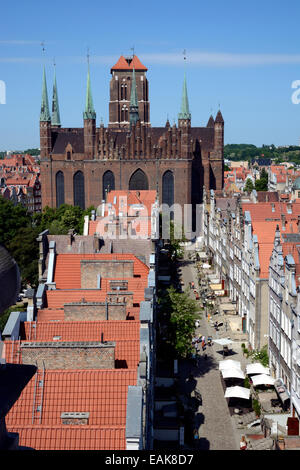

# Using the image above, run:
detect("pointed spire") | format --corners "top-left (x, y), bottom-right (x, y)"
top-left (40, 66), bottom-right (51, 122)
top-left (129, 67), bottom-right (140, 126)
top-left (215, 110), bottom-right (224, 124)
top-left (178, 72), bottom-right (191, 121)
top-left (83, 62), bottom-right (96, 120)
top-left (51, 66), bottom-right (61, 126)
top-left (207, 115), bottom-right (215, 128)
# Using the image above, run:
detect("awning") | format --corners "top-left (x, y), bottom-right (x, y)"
top-left (219, 359), bottom-right (241, 371)
top-left (214, 338), bottom-right (233, 346)
top-left (224, 386), bottom-right (251, 400)
top-left (210, 284), bottom-right (223, 291)
top-left (198, 252), bottom-right (208, 259)
top-left (221, 368), bottom-right (245, 380)
top-left (215, 290), bottom-right (225, 296)
top-left (246, 363), bottom-right (270, 376)
top-left (252, 374), bottom-right (275, 387)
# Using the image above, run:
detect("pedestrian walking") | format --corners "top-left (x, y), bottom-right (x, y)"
top-left (240, 436), bottom-right (247, 450)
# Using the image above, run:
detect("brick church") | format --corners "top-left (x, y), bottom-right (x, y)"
top-left (39, 54), bottom-right (224, 211)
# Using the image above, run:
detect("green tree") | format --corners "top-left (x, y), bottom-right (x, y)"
top-left (255, 168), bottom-right (268, 192)
top-left (249, 345), bottom-right (269, 367)
top-left (6, 226), bottom-right (40, 288)
top-left (0, 196), bottom-right (31, 247)
top-left (165, 286), bottom-right (199, 358)
top-left (244, 178), bottom-right (254, 193)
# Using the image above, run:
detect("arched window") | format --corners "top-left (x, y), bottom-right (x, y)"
top-left (129, 169), bottom-right (149, 190)
top-left (121, 105), bottom-right (128, 122)
top-left (162, 170), bottom-right (174, 208)
top-left (103, 170), bottom-right (115, 200)
top-left (73, 171), bottom-right (85, 209)
top-left (56, 171), bottom-right (65, 208)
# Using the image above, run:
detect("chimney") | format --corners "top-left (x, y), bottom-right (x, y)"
top-left (67, 229), bottom-right (74, 248)
top-left (61, 412), bottom-right (89, 425)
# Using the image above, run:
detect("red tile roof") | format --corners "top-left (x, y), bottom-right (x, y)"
top-left (23, 320), bottom-right (140, 342)
top-left (53, 253), bottom-right (149, 290)
top-left (111, 55), bottom-right (147, 71)
top-left (6, 368), bottom-right (136, 428)
top-left (8, 425), bottom-right (126, 450)
top-left (242, 202), bottom-right (300, 220)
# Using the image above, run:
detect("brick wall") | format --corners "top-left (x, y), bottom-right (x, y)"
top-left (80, 260), bottom-right (134, 287)
top-left (106, 292), bottom-right (134, 307)
top-left (64, 302), bottom-right (127, 320)
top-left (21, 341), bottom-right (115, 369)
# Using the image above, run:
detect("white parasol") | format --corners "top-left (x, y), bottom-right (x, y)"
top-left (221, 368), bottom-right (245, 380)
top-left (246, 363), bottom-right (270, 376)
top-left (252, 374), bottom-right (275, 387)
top-left (219, 359), bottom-right (241, 371)
top-left (224, 386), bottom-right (251, 400)
top-left (214, 338), bottom-right (233, 346)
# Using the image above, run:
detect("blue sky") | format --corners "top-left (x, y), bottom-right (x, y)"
top-left (1, 0), bottom-right (300, 149)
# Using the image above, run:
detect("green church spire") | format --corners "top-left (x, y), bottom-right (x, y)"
top-left (129, 67), bottom-right (140, 126)
top-left (83, 63), bottom-right (96, 120)
top-left (178, 71), bottom-right (191, 121)
top-left (51, 67), bottom-right (61, 126)
top-left (40, 66), bottom-right (51, 122)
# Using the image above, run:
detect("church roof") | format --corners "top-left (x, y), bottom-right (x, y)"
top-left (111, 55), bottom-right (147, 71)
top-left (51, 125), bottom-right (215, 155)
top-left (52, 130), bottom-right (84, 154)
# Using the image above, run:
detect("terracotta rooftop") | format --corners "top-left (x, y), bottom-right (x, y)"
top-left (111, 55), bottom-right (147, 71)
top-left (23, 320), bottom-right (140, 342)
top-left (7, 425), bottom-right (126, 450)
top-left (6, 368), bottom-right (136, 428)
top-left (242, 202), bottom-right (300, 220)
top-left (53, 252), bottom-right (149, 291)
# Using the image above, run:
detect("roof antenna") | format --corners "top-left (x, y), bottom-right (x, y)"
top-left (131, 46), bottom-right (135, 57)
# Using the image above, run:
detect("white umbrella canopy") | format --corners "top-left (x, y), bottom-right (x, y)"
top-left (214, 338), bottom-right (233, 346)
top-left (224, 386), bottom-right (251, 400)
top-left (219, 359), bottom-right (241, 371)
top-left (252, 374), bottom-right (275, 387)
top-left (246, 363), bottom-right (270, 376)
top-left (202, 263), bottom-right (211, 269)
top-left (221, 368), bottom-right (245, 380)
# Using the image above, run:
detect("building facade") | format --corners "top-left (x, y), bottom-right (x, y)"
top-left (40, 55), bottom-right (224, 212)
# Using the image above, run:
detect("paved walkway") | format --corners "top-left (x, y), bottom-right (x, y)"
top-left (178, 250), bottom-right (239, 450)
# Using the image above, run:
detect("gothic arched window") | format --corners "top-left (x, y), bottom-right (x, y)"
top-left (56, 171), bottom-right (65, 208)
top-left (129, 169), bottom-right (149, 190)
top-left (103, 170), bottom-right (115, 200)
top-left (73, 171), bottom-right (85, 209)
top-left (162, 170), bottom-right (174, 208)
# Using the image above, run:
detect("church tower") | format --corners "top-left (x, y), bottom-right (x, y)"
top-left (108, 55), bottom-right (150, 129)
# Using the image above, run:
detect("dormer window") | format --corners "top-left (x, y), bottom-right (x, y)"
top-left (67, 151), bottom-right (71, 160)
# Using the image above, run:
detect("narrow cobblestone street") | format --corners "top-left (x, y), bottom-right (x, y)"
top-left (178, 249), bottom-right (239, 450)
